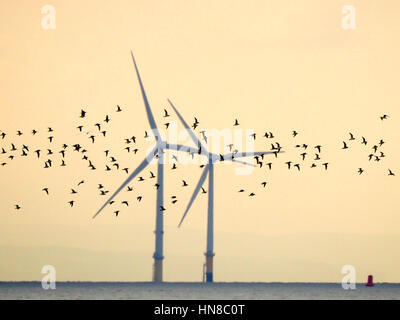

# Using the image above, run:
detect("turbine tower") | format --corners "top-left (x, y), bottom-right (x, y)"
top-left (168, 99), bottom-right (279, 283)
top-left (92, 52), bottom-right (253, 282)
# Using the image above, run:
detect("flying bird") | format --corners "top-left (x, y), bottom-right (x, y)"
top-left (361, 137), bottom-right (367, 145)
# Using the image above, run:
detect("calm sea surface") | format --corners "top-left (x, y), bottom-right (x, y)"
top-left (0, 282), bottom-right (399, 300)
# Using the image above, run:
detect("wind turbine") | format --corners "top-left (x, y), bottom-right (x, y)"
top-left (168, 99), bottom-right (280, 283)
top-left (92, 52), bottom-right (254, 282)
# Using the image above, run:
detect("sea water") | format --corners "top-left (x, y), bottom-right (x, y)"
top-left (1, 282), bottom-right (399, 300)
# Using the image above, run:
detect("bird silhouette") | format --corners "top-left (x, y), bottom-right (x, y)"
top-left (261, 182), bottom-right (267, 187)
top-left (249, 193), bottom-right (255, 197)
top-left (200, 130), bottom-right (208, 143)
top-left (104, 115), bottom-right (110, 123)
top-left (116, 105), bottom-right (122, 112)
top-left (122, 201), bottom-right (129, 206)
top-left (322, 163), bottom-right (329, 170)
top-left (294, 164), bottom-right (300, 171)
top-left (388, 169), bottom-right (395, 176)
top-left (314, 145), bottom-right (322, 153)
top-left (182, 180), bottom-right (188, 187)
top-left (266, 162), bottom-right (272, 170)
top-left (80, 109), bottom-right (86, 118)
top-left (358, 168), bottom-right (364, 175)
top-left (15, 204), bottom-right (21, 210)
top-left (342, 142), bottom-right (348, 149)
top-left (192, 117), bottom-right (199, 130)
top-left (349, 133), bottom-right (355, 140)
top-left (68, 201), bottom-right (74, 207)
top-left (201, 187), bottom-right (207, 194)
top-left (164, 109), bottom-right (169, 117)
top-left (137, 196), bottom-right (142, 202)
top-left (380, 114), bottom-right (389, 120)
top-left (285, 161), bottom-right (292, 169)
top-left (361, 137), bottom-right (367, 145)
top-left (234, 119), bottom-right (239, 126)
top-left (292, 131), bottom-right (298, 137)
top-left (114, 211), bottom-right (119, 217)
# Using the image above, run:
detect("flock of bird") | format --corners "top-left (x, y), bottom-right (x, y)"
top-left (0, 108), bottom-right (395, 215)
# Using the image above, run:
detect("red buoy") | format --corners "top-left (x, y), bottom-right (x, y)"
top-left (366, 275), bottom-right (374, 287)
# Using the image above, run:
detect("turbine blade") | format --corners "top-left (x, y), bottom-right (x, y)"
top-left (130, 51), bottom-right (158, 131)
top-left (92, 146), bottom-right (157, 219)
top-left (165, 143), bottom-right (199, 155)
top-left (230, 158), bottom-right (255, 167)
top-left (224, 151), bottom-right (277, 158)
top-left (178, 165), bottom-right (210, 227)
top-left (167, 99), bottom-right (206, 151)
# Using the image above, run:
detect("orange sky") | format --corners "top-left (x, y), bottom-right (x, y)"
top-left (0, 0), bottom-right (399, 282)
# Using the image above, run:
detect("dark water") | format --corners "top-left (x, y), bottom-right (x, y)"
top-left (0, 282), bottom-right (399, 300)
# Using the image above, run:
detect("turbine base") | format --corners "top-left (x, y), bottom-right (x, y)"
top-left (153, 258), bottom-right (163, 282)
